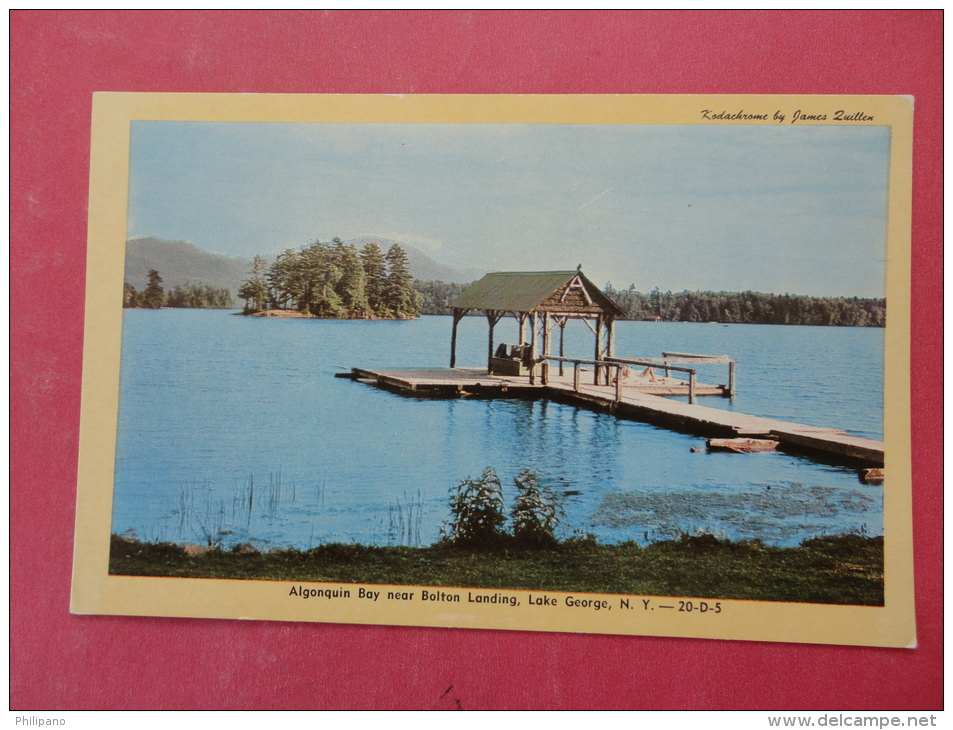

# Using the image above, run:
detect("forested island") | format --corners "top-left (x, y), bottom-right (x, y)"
top-left (239, 238), bottom-right (422, 319)
top-left (412, 280), bottom-right (886, 327)
top-left (124, 239), bottom-right (423, 319)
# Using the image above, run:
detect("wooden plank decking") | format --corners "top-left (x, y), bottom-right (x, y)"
top-left (343, 367), bottom-right (884, 466)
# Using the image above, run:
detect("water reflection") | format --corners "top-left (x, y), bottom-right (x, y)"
top-left (112, 311), bottom-right (884, 549)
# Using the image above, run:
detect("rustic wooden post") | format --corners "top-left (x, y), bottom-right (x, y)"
top-left (518, 313), bottom-right (526, 345)
top-left (594, 317), bottom-right (603, 385)
top-left (529, 312), bottom-right (539, 385)
top-left (486, 312), bottom-right (494, 374)
top-left (689, 370), bottom-right (697, 405)
top-left (728, 360), bottom-right (736, 398)
top-left (558, 318), bottom-right (566, 376)
top-left (607, 315), bottom-right (615, 359)
top-left (450, 308), bottom-right (464, 368)
top-left (541, 314), bottom-right (550, 385)
top-left (615, 364), bottom-right (623, 402)
top-left (486, 310), bottom-right (502, 374)
top-left (573, 361), bottom-right (580, 392)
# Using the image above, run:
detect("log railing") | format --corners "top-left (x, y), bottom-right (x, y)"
top-left (660, 352), bottom-right (735, 397)
top-left (541, 355), bottom-right (701, 405)
top-left (606, 357), bottom-right (699, 404)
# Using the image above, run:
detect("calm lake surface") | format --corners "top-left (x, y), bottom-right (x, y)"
top-left (112, 311), bottom-right (884, 549)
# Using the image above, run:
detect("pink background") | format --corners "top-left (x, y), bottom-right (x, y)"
top-left (11, 11), bottom-right (942, 710)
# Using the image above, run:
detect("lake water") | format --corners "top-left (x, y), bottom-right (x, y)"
top-left (111, 311), bottom-right (884, 549)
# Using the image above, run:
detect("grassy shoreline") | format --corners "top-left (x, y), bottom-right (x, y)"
top-left (109, 533), bottom-right (884, 606)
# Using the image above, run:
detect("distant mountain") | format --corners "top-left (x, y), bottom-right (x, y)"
top-left (124, 236), bottom-right (483, 295)
top-left (124, 237), bottom-right (253, 295)
top-left (344, 236), bottom-right (484, 284)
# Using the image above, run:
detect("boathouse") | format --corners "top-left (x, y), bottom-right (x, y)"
top-left (447, 269), bottom-right (625, 381)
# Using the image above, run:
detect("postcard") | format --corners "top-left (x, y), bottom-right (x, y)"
top-left (71, 93), bottom-right (914, 647)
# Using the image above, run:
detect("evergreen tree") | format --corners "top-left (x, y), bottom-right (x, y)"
top-left (142, 269), bottom-right (166, 309)
top-left (295, 241), bottom-right (323, 314)
top-left (360, 241), bottom-right (388, 315)
top-left (306, 241), bottom-right (345, 317)
top-left (383, 244), bottom-right (421, 318)
top-left (333, 240), bottom-right (370, 317)
top-left (267, 249), bottom-right (305, 310)
top-left (238, 255), bottom-right (270, 312)
top-left (123, 282), bottom-right (140, 308)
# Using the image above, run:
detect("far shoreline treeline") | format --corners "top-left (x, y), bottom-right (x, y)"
top-left (125, 248), bottom-right (885, 327)
top-left (124, 270), bottom-right (234, 310)
top-left (413, 280), bottom-right (886, 327)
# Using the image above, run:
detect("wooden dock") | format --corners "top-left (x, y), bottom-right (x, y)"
top-left (342, 366), bottom-right (884, 467)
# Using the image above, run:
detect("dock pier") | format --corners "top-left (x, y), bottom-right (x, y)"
top-left (341, 360), bottom-right (884, 468)
top-left (342, 269), bottom-right (883, 469)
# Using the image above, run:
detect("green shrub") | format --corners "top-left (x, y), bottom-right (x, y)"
top-left (511, 469), bottom-right (564, 548)
top-left (440, 467), bottom-right (507, 549)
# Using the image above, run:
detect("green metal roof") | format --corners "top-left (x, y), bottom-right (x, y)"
top-left (449, 270), bottom-right (625, 316)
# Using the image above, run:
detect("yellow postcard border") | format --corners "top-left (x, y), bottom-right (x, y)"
top-left (71, 93), bottom-right (914, 647)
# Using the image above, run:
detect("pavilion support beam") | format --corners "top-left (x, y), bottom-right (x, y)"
top-left (450, 308), bottom-right (468, 368)
top-left (529, 312), bottom-right (539, 385)
top-left (594, 316), bottom-right (603, 385)
top-left (541, 314), bottom-right (551, 385)
top-left (486, 310), bottom-right (503, 374)
top-left (558, 317), bottom-right (567, 376)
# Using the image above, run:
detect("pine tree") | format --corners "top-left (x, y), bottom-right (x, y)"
top-left (302, 241), bottom-right (345, 317)
top-left (238, 256), bottom-right (270, 312)
top-left (296, 242), bottom-right (323, 314)
top-left (123, 282), bottom-right (139, 308)
top-left (267, 249), bottom-right (305, 310)
top-left (383, 244), bottom-right (420, 318)
top-left (333, 240), bottom-right (370, 317)
top-left (142, 269), bottom-right (166, 309)
top-left (360, 241), bottom-right (388, 315)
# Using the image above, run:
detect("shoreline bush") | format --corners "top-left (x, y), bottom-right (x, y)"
top-left (439, 467), bottom-right (565, 550)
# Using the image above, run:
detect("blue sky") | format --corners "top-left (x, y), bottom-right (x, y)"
top-left (127, 121), bottom-right (890, 297)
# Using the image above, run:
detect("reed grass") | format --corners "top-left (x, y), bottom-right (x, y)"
top-left (386, 490), bottom-right (424, 547)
